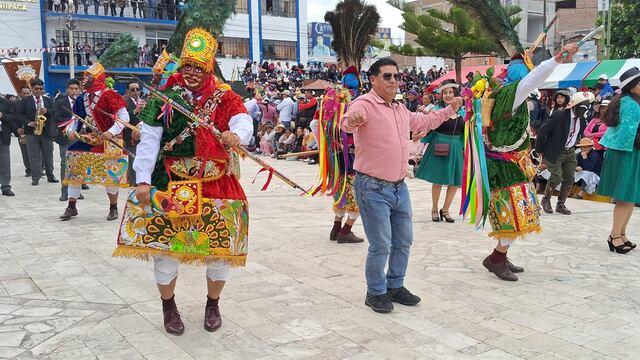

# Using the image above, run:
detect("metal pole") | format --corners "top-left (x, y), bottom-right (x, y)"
top-left (67, 8), bottom-right (75, 78)
top-left (542, 0), bottom-right (547, 60)
top-left (605, 0), bottom-right (613, 59)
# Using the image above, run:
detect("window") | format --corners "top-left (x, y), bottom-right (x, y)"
top-left (262, 0), bottom-right (295, 18)
top-left (217, 37), bottom-right (250, 58)
top-left (55, 30), bottom-right (123, 51)
top-left (261, 40), bottom-right (296, 60)
top-left (236, 0), bottom-right (248, 13)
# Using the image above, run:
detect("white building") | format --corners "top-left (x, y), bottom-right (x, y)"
top-left (0, 0), bottom-right (307, 94)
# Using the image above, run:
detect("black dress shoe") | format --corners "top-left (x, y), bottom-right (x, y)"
top-left (31, 179), bottom-right (39, 186)
top-left (24, 173), bottom-right (31, 178)
top-left (365, 293), bottom-right (394, 313)
top-left (204, 302), bottom-right (222, 332)
top-left (47, 177), bottom-right (59, 183)
top-left (78, 194), bottom-right (84, 200)
top-left (2, 190), bottom-right (15, 196)
top-left (59, 194), bottom-right (68, 201)
top-left (163, 308), bottom-right (185, 335)
top-left (81, 184), bottom-right (89, 190)
top-left (106, 207), bottom-right (118, 221)
top-left (59, 207), bottom-right (78, 221)
top-left (387, 286), bottom-right (421, 306)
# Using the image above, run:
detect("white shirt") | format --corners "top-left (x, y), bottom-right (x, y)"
top-left (276, 97), bottom-right (294, 123)
top-left (565, 110), bottom-right (580, 149)
top-left (134, 103), bottom-right (253, 185)
top-left (513, 58), bottom-right (560, 113)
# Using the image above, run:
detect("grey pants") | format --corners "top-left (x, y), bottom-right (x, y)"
top-left (126, 143), bottom-right (137, 186)
top-left (544, 148), bottom-right (577, 186)
top-left (26, 134), bottom-right (54, 181)
top-left (0, 144), bottom-right (10, 191)
top-left (19, 142), bottom-right (30, 175)
top-left (59, 143), bottom-right (69, 196)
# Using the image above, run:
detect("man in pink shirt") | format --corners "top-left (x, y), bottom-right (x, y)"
top-left (342, 58), bottom-right (462, 313)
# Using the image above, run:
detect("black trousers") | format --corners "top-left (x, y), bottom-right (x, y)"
top-left (25, 134), bottom-right (54, 181)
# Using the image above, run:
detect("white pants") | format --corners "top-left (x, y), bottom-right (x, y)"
top-left (68, 184), bottom-right (119, 199)
top-left (334, 209), bottom-right (359, 221)
top-left (153, 256), bottom-right (230, 285)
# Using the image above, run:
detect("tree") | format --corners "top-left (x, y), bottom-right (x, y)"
top-left (608, 0), bottom-right (640, 59)
top-left (324, 0), bottom-right (381, 72)
top-left (386, 2), bottom-right (500, 84)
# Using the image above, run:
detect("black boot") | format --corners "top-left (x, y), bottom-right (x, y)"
top-left (556, 183), bottom-right (572, 215)
top-left (107, 204), bottom-right (118, 221)
top-left (541, 182), bottom-right (556, 214)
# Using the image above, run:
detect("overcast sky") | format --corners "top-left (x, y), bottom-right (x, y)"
top-left (306, 0), bottom-right (405, 43)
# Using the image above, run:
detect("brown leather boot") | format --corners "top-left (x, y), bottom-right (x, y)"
top-left (163, 308), bottom-right (185, 335)
top-left (541, 182), bottom-right (556, 214)
top-left (59, 207), bottom-right (78, 221)
top-left (106, 206), bottom-right (118, 221)
top-left (556, 183), bottom-right (572, 215)
top-left (337, 231), bottom-right (365, 243)
top-left (482, 256), bottom-right (518, 281)
top-left (204, 302), bottom-right (222, 332)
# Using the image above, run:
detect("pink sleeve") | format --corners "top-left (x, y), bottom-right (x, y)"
top-left (341, 100), bottom-right (368, 132)
top-left (583, 119), bottom-right (595, 137)
top-left (410, 105), bottom-right (455, 133)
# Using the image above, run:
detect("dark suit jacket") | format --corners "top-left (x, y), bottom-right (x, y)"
top-left (535, 108), bottom-right (573, 163)
top-left (52, 94), bottom-right (76, 145)
top-left (15, 95), bottom-right (54, 137)
top-left (124, 96), bottom-right (141, 148)
top-left (0, 96), bottom-right (18, 145)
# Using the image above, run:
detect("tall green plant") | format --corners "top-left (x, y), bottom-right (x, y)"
top-left (324, 0), bottom-right (381, 71)
top-left (607, 0), bottom-right (640, 59)
top-left (386, 2), bottom-right (498, 83)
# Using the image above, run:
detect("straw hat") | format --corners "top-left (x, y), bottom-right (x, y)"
top-left (576, 137), bottom-right (595, 148)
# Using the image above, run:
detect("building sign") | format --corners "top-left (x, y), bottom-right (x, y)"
top-left (307, 23), bottom-right (393, 62)
top-left (308, 22), bottom-right (337, 60)
top-left (0, 0), bottom-right (37, 12)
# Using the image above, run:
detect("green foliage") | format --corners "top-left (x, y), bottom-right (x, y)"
top-left (167, 0), bottom-right (237, 56)
top-left (608, 0), bottom-right (640, 59)
top-left (448, 0), bottom-right (523, 56)
top-left (98, 34), bottom-right (138, 68)
top-left (324, 0), bottom-right (381, 70)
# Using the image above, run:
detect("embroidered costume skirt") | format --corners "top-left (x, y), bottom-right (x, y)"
top-left (114, 154), bottom-right (248, 266)
top-left (598, 148), bottom-right (640, 204)
top-left (333, 174), bottom-right (359, 213)
top-left (63, 140), bottom-right (129, 187)
top-left (414, 133), bottom-right (464, 186)
top-left (488, 182), bottom-right (541, 239)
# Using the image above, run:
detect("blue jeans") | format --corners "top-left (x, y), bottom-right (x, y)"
top-left (354, 174), bottom-right (413, 296)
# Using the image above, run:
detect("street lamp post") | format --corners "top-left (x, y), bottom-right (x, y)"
top-left (66, 11), bottom-right (77, 78)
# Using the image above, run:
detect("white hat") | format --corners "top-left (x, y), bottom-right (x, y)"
top-left (598, 74), bottom-right (608, 80)
top-left (619, 67), bottom-right (640, 92)
top-left (567, 91), bottom-right (593, 109)
top-left (282, 90), bottom-right (290, 96)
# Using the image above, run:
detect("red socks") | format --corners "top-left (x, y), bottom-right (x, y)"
top-left (332, 220), bottom-right (342, 233)
top-left (489, 249), bottom-right (507, 263)
top-left (340, 223), bottom-right (352, 235)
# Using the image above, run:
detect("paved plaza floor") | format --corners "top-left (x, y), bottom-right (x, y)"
top-left (0, 141), bottom-right (639, 360)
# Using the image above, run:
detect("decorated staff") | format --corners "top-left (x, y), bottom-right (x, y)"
top-left (137, 77), bottom-right (308, 193)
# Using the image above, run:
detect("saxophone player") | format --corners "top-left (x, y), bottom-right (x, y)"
top-left (16, 79), bottom-right (57, 186)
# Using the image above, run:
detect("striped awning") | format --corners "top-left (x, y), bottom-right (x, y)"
top-left (539, 61), bottom-right (599, 89)
top-left (583, 59), bottom-right (640, 88)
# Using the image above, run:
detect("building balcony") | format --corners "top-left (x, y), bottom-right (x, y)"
top-left (44, 10), bottom-right (178, 27)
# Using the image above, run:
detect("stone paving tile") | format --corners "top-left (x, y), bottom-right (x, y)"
top-left (1, 142), bottom-right (640, 359)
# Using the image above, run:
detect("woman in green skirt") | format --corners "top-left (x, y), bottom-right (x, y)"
top-left (597, 67), bottom-right (640, 254)
top-left (414, 81), bottom-right (465, 223)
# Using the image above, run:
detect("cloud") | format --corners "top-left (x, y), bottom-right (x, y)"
top-left (307, 0), bottom-right (404, 42)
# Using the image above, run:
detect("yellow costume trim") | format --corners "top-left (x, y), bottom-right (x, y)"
top-left (180, 28), bottom-right (218, 74)
top-left (112, 246), bottom-right (246, 267)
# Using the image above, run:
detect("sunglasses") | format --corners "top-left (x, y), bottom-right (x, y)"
top-left (381, 73), bottom-right (401, 82)
top-left (129, 88), bottom-right (140, 91)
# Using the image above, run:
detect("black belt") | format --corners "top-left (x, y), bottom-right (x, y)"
top-left (355, 171), bottom-right (404, 187)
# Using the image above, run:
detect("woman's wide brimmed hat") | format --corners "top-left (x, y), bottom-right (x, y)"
top-left (620, 67), bottom-right (640, 92)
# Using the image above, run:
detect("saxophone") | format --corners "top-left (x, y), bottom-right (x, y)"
top-left (34, 97), bottom-right (46, 136)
